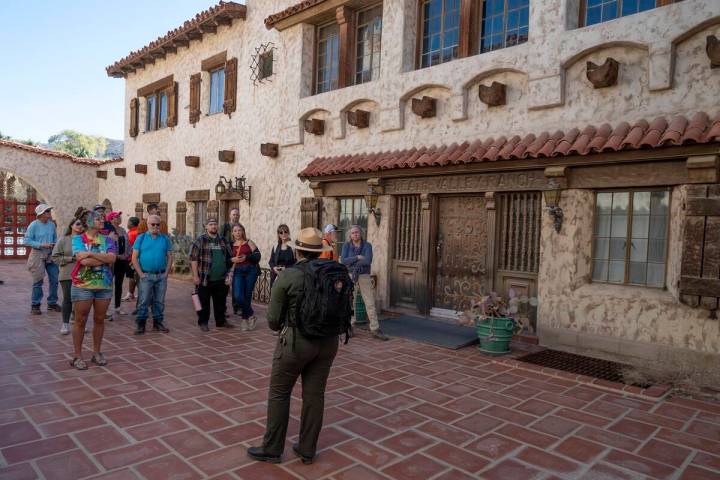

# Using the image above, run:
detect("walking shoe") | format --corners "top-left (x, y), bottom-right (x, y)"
top-left (152, 323), bottom-right (170, 333)
top-left (248, 315), bottom-right (257, 331)
top-left (47, 304), bottom-right (61, 312)
top-left (121, 292), bottom-right (134, 302)
top-left (60, 323), bottom-right (70, 335)
top-left (240, 319), bottom-right (248, 332)
top-left (218, 322), bottom-right (235, 329)
top-left (246, 446), bottom-right (281, 464)
top-left (292, 443), bottom-right (314, 465)
top-left (134, 327), bottom-right (145, 335)
top-left (31, 305), bottom-right (41, 315)
top-left (105, 312), bottom-right (114, 322)
top-left (371, 329), bottom-right (390, 341)
top-left (200, 324), bottom-right (210, 332)
top-left (114, 307), bottom-right (126, 315)
top-left (90, 352), bottom-right (107, 366)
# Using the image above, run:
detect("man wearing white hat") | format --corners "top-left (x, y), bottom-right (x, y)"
top-left (25, 204), bottom-right (60, 315)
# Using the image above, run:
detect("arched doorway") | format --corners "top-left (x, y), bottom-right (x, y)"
top-left (0, 171), bottom-right (45, 259)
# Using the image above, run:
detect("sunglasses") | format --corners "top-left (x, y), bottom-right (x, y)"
top-left (278, 230), bottom-right (289, 234)
top-left (73, 222), bottom-right (83, 227)
top-left (149, 223), bottom-right (160, 226)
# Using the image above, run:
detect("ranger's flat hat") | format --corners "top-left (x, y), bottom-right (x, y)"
top-left (294, 228), bottom-right (333, 252)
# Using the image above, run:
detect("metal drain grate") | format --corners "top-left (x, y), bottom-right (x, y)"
top-left (516, 349), bottom-right (647, 386)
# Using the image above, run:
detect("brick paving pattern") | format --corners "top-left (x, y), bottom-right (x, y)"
top-left (0, 260), bottom-right (719, 479)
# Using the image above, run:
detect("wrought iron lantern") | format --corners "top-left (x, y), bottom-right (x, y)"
top-left (215, 175), bottom-right (252, 205)
top-left (543, 180), bottom-right (563, 233)
top-left (364, 185), bottom-right (381, 226)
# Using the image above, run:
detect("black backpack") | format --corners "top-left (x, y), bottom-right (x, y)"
top-left (294, 259), bottom-right (354, 343)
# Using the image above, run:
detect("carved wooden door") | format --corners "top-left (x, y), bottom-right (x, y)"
top-left (432, 195), bottom-right (488, 312)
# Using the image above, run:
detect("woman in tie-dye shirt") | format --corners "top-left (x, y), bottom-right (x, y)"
top-left (69, 210), bottom-right (117, 370)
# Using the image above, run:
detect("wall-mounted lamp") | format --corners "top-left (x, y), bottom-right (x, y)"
top-left (364, 185), bottom-right (381, 226)
top-left (543, 181), bottom-right (563, 233)
top-left (215, 175), bottom-right (252, 205)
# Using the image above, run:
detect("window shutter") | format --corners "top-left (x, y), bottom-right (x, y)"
top-left (300, 197), bottom-right (322, 229)
top-left (223, 57), bottom-right (238, 116)
top-left (129, 97), bottom-right (139, 137)
top-left (189, 73), bottom-right (201, 124)
top-left (680, 184), bottom-right (720, 310)
top-left (166, 82), bottom-right (179, 127)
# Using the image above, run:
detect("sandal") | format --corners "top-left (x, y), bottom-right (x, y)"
top-left (90, 353), bottom-right (107, 366)
top-left (69, 357), bottom-right (88, 370)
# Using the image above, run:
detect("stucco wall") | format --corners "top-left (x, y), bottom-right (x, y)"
top-left (0, 146), bottom-right (101, 230)
top-left (537, 188), bottom-right (719, 356)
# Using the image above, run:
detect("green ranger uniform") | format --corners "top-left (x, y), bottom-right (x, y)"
top-left (260, 258), bottom-right (339, 459)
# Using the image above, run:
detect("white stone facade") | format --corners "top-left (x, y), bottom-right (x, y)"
top-left (100, 0), bottom-right (720, 359)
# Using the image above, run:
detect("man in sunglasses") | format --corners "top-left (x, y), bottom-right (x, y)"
top-left (131, 215), bottom-right (172, 335)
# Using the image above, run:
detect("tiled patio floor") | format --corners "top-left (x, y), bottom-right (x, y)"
top-left (1, 260), bottom-right (719, 479)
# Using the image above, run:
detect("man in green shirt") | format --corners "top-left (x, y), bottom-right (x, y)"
top-left (190, 218), bottom-right (235, 332)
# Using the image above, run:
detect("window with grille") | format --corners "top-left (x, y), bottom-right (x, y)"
top-left (419, 0), bottom-right (460, 68)
top-left (315, 23), bottom-right (340, 94)
top-left (581, 0), bottom-right (679, 27)
top-left (394, 195), bottom-right (422, 262)
top-left (591, 190), bottom-right (669, 287)
top-left (497, 192), bottom-right (541, 273)
top-left (338, 197), bottom-right (368, 256)
top-left (480, 0), bottom-right (530, 53)
top-left (355, 5), bottom-right (383, 85)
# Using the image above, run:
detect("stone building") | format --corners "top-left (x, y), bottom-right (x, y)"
top-left (101, 0), bottom-right (720, 363)
top-left (0, 140), bottom-right (120, 259)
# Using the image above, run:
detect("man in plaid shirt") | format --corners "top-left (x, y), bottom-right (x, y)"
top-left (190, 218), bottom-right (235, 332)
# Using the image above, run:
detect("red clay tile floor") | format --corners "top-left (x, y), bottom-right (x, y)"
top-left (1, 260), bottom-right (719, 479)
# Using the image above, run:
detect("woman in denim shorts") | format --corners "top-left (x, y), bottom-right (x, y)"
top-left (69, 210), bottom-right (117, 370)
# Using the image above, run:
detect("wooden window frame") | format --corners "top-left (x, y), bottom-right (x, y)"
top-left (590, 188), bottom-right (672, 289)
top-left (417, 0), bottom-right (462, 69)
top-left (145, 90), bottom-right (168, 132)
top-left (353, 3), bottom-right (383, 85)
top-left (314, 20), bottom-right (341, 94)
top-left (579, 0), bottom-right (677, 28)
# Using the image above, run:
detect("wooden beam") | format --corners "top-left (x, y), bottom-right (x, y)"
top-left (686, 198), bottom-right (720, 216)
top-left (336, 6), bottom-right (355, 89)
top-left (680, 276), bottom-right (720, 297)
top-left (198, 23), bottom-right (217, 34)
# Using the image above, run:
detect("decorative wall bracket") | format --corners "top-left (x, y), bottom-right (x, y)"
top-left (96, 171), bottom-right (107, 179)
top-left (304, 118), bottom-right (325, 135)
top-left (309, 181), bottom-right (324, 198)
top-left (114, 167), bottom-right (126, 177)
top-left (218, 150), bottom-right (235, 163)
top-left (478, 82), bottom-right (507, 107)
top-left (543, 167), bottom-right (567, 233)
top-left (586, 58), bottom-right (619, 88)
top-left (134, 164), bottom-right (147, 174)
top-left (347, 110), bottom-right (370, 128)
top-left (707, 35), bottom-right (720, 69)
top-left (411, 96), bottom-right (436, 118)
top-left (157, 161), bottom-right (171, 171)
top-left (260, 143), bottom-right (279, 157)
top-left (185, 156), bottom-right (200, 168)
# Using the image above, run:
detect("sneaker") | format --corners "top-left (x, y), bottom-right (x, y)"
top-left (240, 320), bottom-right (248, 332)
top-left (105, 312), bottom-right (114, 322)
top-left (114, 308), bottom-right (126, 315)
top-left (121, 292), bottom-right (134, 302)
top-left (31, 305), bottom-right (41, 315)
top-left (47, 304), bottom-right (61, 312)
top-left (218, 322), bottom-right (235, 329)
top-left (248, 316), bottom-right (257, 331)
top-left (134, 327), bottom-right (145, 335)
top-left (152, 323), bottom-right (170, 333)
top-left (200, 324), bottom-right (210, 332)
top-left (60, 323), bottom-right (70, 335)
top-left (371, 329), bottom-right (390, 341)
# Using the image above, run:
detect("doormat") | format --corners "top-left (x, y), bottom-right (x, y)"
top-left (515, 349), bottom-right (650, 387)
top-left (369, 315), bottom-right (478, 350)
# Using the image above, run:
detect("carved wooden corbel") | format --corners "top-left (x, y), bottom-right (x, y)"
top-left (185, 156), bottom-right (200, 167)
top-left (260, 143), bottom-right (279, 157)
top-left (347, 110), bottom-right (370, 128)
top-left (687, 155), bottom-right (719, 183)
top-left (134, 164), bottom-right (147, 174)
top-left (157, 161), bottom-right (171, 171)
top-left (411, 96), bottom-right (436, 118)
top-left (114, 167), bottom-right (126, 177)
top-left (478, 82), bottom-right (507, 107)
top-left (218, 150), bottom-right (235, 163)
top-left (304, 118), bottom-right (325, 135)
top-left (309, 181), bottom-right (324, 197)
top-left (96, 171), bottom-right (107, 179)
top-left (586, 58), bottom-right (619, 88)
top-left (707, 35), bottom-right (720, 69)
top-left (367, 177), bottom-right (385, 194)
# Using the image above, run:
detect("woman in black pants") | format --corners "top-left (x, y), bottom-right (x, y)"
top-left (268, 224), bottom-right (296, 288)
top-left (51, 217), bottom-right (84, 334)
top-left (108, 212), bottom-right (129, 320)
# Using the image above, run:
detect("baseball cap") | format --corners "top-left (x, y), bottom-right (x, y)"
top-left (35, 204), bottom-right (53, 215)
top-left (206, 218), bottom-right (218, 225)
top-left (93, 204), bottom-right (105, 211)
top-left (323, 224), bottom-right (337, 234)
top-left (106, 211), bottom-right (122, 222)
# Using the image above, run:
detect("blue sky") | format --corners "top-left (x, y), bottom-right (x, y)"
top-left (0, 0), bottom-right (227, 143)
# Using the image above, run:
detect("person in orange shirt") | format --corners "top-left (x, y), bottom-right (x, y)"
top-left (318, 224), bottom-right (338, 261)
top-left (136, 203), bottom-right (169, 235)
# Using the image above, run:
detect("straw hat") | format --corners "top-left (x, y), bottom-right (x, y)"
top-left (294, 227), bottom-right (333, 252)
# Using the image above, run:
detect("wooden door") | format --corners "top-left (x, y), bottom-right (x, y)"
top-left (431, 195), bottom-right (488, 313)
top-left (221, 200), bottom-right (240, 225)
top-left (390, 195), bottom-right (424, 311)
top-left (0, 197), bottom-right (38, 259)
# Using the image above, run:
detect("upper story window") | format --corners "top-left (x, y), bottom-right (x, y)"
top-left (480, 0), bottom-right (529, 53)
top-left (419, 0), bottom-right (460, 68)
top-left (418, 0), bottom-right (529, 69)
top-left (316, 23), bottom-right (340, 94)
top-left (209, 67), bottom-right (225, 114)
top-left (146, 90), bottom-right (168, 131)
top-left (355, 5), bottom-right (383, 85)
top-left (591, 190), bottom-right (669, 287)
top-left (580, 0), bottom-right (680, 27)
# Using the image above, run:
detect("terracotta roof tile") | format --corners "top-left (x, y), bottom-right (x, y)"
top-left (107, 2), bottom-right (246, 78)
top-left (0, 140), bottom-right (122, 166)
top-left (299, 113), bottom-right (720, 178)
top-left (265, 0), bottom-right (327, 29)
